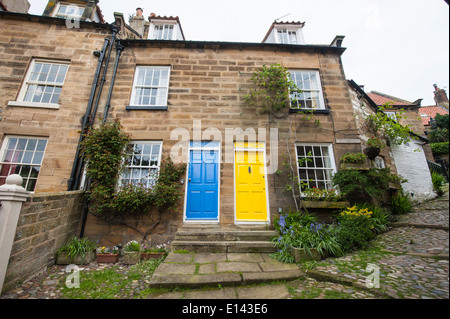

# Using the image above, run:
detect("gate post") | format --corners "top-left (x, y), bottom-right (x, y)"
top-left (0, 175), bottom-right (30, 293)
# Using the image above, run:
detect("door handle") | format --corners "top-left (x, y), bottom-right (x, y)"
top-left (188, 178), bottom-right (191, 182)
top-left (248, 166), bottom-right (251, 174)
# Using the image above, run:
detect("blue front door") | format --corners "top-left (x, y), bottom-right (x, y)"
top-left (185, 145), bottom-right (219, 220)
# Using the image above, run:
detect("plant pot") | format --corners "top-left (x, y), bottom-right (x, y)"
top-left (142, 252), bottom-right (166, 260)
top-left (291, 247), bottom-right (322, 262)
top-left (364, 147), bottom-right (380, 160)
top-left (56, 251), bottom-right (95, 265)
top-left (122, 251), bottom-right (141, 265)
top-left (301, 201), bottom-right (350, 209)
top-left (96, 253), bottom-right (119, 264)
top-left (340, 163), bottom-right (370, 170)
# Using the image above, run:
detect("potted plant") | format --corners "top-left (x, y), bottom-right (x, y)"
top-left (340, 152), bottom-right (369, 170)
top-left (122, 240), bottom-right (141, 264)
top-left (364, 137), bottom-right (384, 159)
top-left (56, 237), bottom-right (96, 265)
top-left (96, 246), bottom-right (119, 264)
top-left (142, 242), bottom-right (169, 260)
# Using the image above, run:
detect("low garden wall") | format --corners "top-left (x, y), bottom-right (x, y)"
top-left (2, 190), bottom-right (84, 293)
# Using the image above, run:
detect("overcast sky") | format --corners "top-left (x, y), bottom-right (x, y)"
top-left (27, 0), bottom-right (449, 106)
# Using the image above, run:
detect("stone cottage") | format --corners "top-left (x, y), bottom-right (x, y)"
top-left (1, 0), bottom-right (404, 246)
top-left (348, 80), bottom-right (435, 203)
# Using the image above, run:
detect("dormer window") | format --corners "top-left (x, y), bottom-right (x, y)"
top-left (54, 3), bottom-right (85, 19)
top-left (262, 21), bottom-right (305, 45)
top-left (148, 16), bottom-right (185, 41)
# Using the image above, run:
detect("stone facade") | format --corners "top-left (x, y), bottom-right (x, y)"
top-left (0, 12), bottom-right (114, 192)
top-left (2, 190), bottom-right (84, 293)
top-left (1, 8), bottom-right (375, 245)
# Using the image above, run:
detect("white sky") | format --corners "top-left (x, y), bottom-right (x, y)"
top-left (27, 0), bottom-right (449, 106)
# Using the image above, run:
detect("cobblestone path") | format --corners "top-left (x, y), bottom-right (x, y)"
top-left (1, 192), bottom-right (448, 299)
top-left (299, 191), bottom-right (449, 299)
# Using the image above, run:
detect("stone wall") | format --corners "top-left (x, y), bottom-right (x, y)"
top-left (2, 190), bottom-right (84, 293)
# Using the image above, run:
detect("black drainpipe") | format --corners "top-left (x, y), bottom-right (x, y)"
top-left (103, 41), bottom-right (124, 123)
top-left (79, 39), bottom-right (125, 238)
top-left (71, 26), bottom-right (119, 191)
top-left (67, 38), bottom-right (109, 191)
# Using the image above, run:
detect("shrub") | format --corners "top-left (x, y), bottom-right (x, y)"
top-left (57, 237), bottom-right (96, 259)
top-left (390, 191), bottom-right (412, 215)
top-left (430, 142), bottom-right (449, 156)
top-left (431, 171), bottom-right (446, 196)
top-left (331, 168), bottom-right (401, 202)
top-left (272, 211), bottom-right (343, 262)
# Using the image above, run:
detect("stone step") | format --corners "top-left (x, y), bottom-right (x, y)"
top-left (174, 230), bottom-right (277, 242)
top-left (171, 240), bottom-right (277, 253)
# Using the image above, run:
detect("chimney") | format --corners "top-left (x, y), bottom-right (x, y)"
top-left (433, 84), bottom-right (449, 110)
top-left (129, 7), bottom-right (149, 38)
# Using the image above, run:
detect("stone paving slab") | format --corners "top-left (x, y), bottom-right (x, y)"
top-left (148, 252), bottom-right (304, 288)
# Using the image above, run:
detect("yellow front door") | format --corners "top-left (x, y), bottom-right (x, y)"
top-left (235, 145), bottom-right (268, 222)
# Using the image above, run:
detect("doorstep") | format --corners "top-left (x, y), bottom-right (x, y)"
top-left (148, 252), bottom-right (303, 289)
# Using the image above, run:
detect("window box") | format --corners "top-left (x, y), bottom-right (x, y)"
top-left (56, 251), bottom-right (95, 265)
top-left (96, 253), bottom-right (119, 264)
top-left (300, 201), bottom-right (350, 209)
top-left (340, 163), bottom-right (370, 170)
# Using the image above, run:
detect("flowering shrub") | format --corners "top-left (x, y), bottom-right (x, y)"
top-left (367, 136), bottom-right (384, 149)
top-left (272, 204), bottom-right (390, 263)
top-left (340, 152), bottom-right (367, 164)
top-left (302, 187), bottom-right (345, 202)
top-left (272, 211), bottom-right (343, 263)
top-left (123, 240), bottom-right (140, 252)
top-left (142, 242), bottom-right (170, 253)
top-left (339, 206), bottom-right (373, 218)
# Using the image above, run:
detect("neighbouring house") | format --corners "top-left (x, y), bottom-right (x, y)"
top-left (2, 0), bottom-right (421, 247)
top-left (348, 83), bottom-right (435, 203)
top-left (419, 84), bottom-right (449, 130)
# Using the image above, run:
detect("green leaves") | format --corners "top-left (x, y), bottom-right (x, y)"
top-left (244, 63), bottom-right (301, 114)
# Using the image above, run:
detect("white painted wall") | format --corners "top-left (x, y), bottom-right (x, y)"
top-left (391, 138), bottom-right (436, 203)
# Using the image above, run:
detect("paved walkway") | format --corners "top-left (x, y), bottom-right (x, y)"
top-left (147, 252), bottom-right (302, 289)
top-left (1, 190), bottom-right (448, 299)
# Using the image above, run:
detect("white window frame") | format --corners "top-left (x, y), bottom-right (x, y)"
top-left (8, 59), bottom-right (70, 109)
top-left (149, 21), bottom-right (178, 40)
top-left (53, 2), bottom-right (85, 19)
top-left (295, 143), bottom-right (338, 196)
top-left (276, 28), bottom-right (300, 44)
top-left (129, 66), bottom-right (171, 109)
top-left (0, 135), bottom-right (48, 192)
top-left (289, 70), bottom-right (326, 110)
top-left (384, 111), bottom-right (397, 122)
top-left (118, 141), bottom-right (163, 189)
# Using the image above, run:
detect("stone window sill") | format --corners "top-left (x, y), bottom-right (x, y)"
top-left (7, 101), bottom-right (61, 109)
top-left (126, 105), bottom-right (168, 111)
top-left (289, 108), bottom-right (330, 115)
